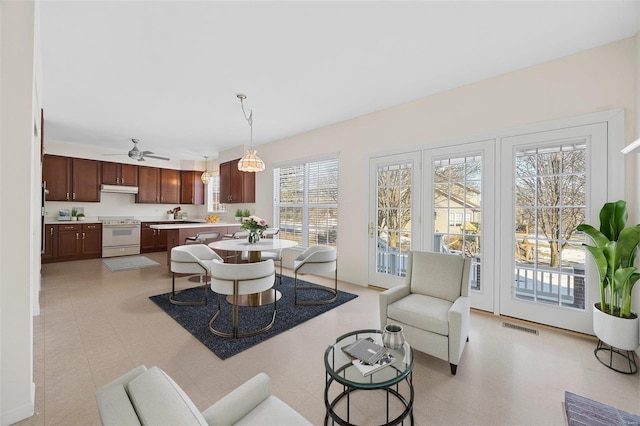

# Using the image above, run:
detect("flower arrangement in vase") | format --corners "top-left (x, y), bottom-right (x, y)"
top-left (240, 215), bottom-right (269, 243)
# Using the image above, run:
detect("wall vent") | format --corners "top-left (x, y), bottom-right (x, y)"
top-left (502, 322), bottom-right (539, 335)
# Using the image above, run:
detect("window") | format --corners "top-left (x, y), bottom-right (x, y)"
top-left (206, 175), bottom-right (226, 213)
top-left (273, 156), bottom-right (338, 249)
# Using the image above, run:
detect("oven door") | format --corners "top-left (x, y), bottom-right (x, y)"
top-left (102, 224), bottom-right (141, 257)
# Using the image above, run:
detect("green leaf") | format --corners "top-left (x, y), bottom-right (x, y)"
top-left (583, 245), bottom-right (608, 285)
top-left (576, 224), bottom-right (609, 248)
top-left (599, 200), bottom-right (627, 241)
top-left (616, 225), bottom-right (640, 268)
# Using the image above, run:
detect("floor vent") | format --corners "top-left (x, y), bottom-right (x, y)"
top-left (502, 322), bottom-right (539, 335)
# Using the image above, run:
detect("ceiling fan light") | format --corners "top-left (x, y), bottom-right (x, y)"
top-left (238, 149), bottom-right (265, 172)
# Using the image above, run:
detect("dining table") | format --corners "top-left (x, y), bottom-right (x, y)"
top-left (208, 238), bottom-right (298, 306)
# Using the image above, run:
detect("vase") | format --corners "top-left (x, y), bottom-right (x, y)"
top-left (382, 324), bottom-right (405, 350)
top-left (593, 303), bottom-right (639, 351)
top-left (248, 230), bottom-right (260, 244)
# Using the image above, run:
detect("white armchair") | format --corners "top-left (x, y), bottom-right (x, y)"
top-left (379, 250), bottom-right (471, 375)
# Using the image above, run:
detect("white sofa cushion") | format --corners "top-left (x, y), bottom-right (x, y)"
top-left (126, 366), bottom-right (208, 426)
top-left (96, 365), bottom-right (147, 426)
top-left (387, 293), bottom-right (452, 335)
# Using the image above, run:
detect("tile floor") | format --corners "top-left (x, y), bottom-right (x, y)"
top-left (17, 251), bottom-right (640, 425)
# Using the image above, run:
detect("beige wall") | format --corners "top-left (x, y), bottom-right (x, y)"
top-left (1, 1), bottom-right (38, 424)
top-left (256, 37), bottom-right (637, 287)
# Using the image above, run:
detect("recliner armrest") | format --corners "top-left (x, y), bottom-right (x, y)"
top-left (201, 373), bottom-right (272, 426)
top-left (448, 296), bottom-right (470, 365)
top-left (379, 285), bottom-right (411, 328)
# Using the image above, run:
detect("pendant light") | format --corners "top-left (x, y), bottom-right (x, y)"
top-left (237, 93), bottom-right (265, 172)
top-left (201, 156), bottom-right (211, 184)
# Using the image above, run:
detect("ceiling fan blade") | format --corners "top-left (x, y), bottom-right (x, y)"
top-left (102, 153), bottom-right (127, 156)
top-left (142, 150), bottom-right (154, 155)
top-left (144, 154), bottom-right (170, 161)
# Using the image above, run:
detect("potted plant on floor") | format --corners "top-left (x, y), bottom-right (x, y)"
top-left (577, 200), bottom-right (640, 372)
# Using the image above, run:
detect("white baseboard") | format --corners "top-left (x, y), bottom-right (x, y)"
top-left (1, 382), bottom-right (35, 426)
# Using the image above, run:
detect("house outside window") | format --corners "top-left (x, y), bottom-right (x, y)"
top-left (206, 174), bottom-right (226, 213)
top-left (273, 156), bottom-right (338, 249)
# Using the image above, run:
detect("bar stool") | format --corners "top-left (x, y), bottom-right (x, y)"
top-left (221, 230), bottom-right (249, 263)
top-left (185, 231), bottom-right (220, 245)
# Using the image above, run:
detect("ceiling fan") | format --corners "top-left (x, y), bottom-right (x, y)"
top-left (104, 139), bottom-right (170, 162)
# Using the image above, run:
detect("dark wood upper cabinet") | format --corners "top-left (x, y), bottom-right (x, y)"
top-left (219, 159), bottom-right (255, 203)
top-left (43, 155), bottom-right (71, 201)
top-left (136, 166), bottom-right (160, 203)
top-left (72, 158), bottom-right (101, 201)
top-left (160, 169), bottom-right (181, 204)
top-left (42, 155), bottom-right (100, 202)
top-left (136, 167), bottom-right (181, 204)
top-left (180, 170), bottom-right (204, 205)
top-left (102, 162), bottom-right (138, 186)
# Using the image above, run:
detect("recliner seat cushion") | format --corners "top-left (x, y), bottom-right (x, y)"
top-left (387, 293), bottom-right (452, 335)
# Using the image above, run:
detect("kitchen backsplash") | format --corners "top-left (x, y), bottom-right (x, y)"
top-left (44, 192), bottom-right (222, 220)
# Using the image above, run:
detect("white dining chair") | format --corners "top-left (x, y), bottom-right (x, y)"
top-left (170, 244), bottom-right (223, 306)
top-left (293, 245), bottom-right (338, 305)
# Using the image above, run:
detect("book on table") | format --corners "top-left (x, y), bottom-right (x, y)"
top-left (342, 337), bottom-right (389, 365)
top-left (351, 353), bottom-right (396, 376)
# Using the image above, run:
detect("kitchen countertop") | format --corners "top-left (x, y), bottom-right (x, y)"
top-left (150, 222), bottom-right (237, 230)
top-left (44, 218), bottom-right (102, 224)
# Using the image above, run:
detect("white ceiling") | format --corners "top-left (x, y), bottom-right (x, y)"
top-left (40, 1), bottom-right (639, 161)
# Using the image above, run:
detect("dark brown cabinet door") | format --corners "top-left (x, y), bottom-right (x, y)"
top-left (180, 171), bottom-right (204, 205)
top-left (220, 161), bottom-right (231, 203)
top-left (57, 224), bottom-right (82, 258)
top-left (72, 158), bottom-right (101, 201)
top-left (140, 227), bottom-right (156, 252)
top-left (101, 162), bottom-right (120, 185)
top-left (42, 225), bottom-right (57, 262)
top-left (81, 224), bottom-right (102, 257)
top-left (219, 159), bottom-right (255, 203)
top-left (43, 155), bottom-right (72, 201)
top-left (156, 228), bottom-right (168, 250)
top-left (120, 164), bottom-right (138, 186)
top-left (102, 162), bottom-right (138, 186)
top-left (160, 169), bottom-right (180, 204)
top-left (137, 166), bottom-right (160, 203)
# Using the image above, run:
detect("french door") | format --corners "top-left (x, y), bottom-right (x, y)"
top-left (424, 140), bottom-right (495, 312)
top-left (368, 152), bottom-right (422, 289)
top-left (499, 124), bottom-right (608, 333)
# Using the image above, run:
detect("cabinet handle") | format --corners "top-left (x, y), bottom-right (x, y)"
top-left (66, 192), bottom-right (70, 200)
top-left (76, 233), bottom-right (79, 240)
top-left (82, 232), bottom-right (86, 240)
top-left (117, 177), bottom-right (120, 184)
top-left (72, 192), bottom-right (76, 200)
top-left (50, 227), bottom-right (53, 235)
top-left (121, 178), bottom-right (124, 184)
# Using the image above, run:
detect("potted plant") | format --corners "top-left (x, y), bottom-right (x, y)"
top-left (235, 209), bottom-right (243, 222)
top-left (577, 200), bottom-right (640, 357)
top-left (77, 213), bottom-right (86, 221)
top-left (242, 209), bottom-right (251, 218)
top-left (71, 208), bottom-right (78, 221)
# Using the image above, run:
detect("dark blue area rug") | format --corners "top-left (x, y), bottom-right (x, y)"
top-left (149, 276), bottom-right (358, 360)
top-left (565, 391), bottom-right (640, 426)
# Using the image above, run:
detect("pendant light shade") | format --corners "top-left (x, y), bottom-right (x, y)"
top-left (237, 149), bottom-right (265, 172)
top-left (236, 93), bottom-right (264, 173)
top-left (201, 156), bottom-right (210, 184)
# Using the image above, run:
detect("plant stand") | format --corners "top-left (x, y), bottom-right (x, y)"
top-left (594, 340), bottom-right (638, 375)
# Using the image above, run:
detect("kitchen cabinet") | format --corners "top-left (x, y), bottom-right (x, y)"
top-left (219, 159), bottom-right (255, 203)
top-left (141, 222), bottom-right (168, 253)
top-left (102, 162), bottom-right (138, 186)
top-left (42, 223), bottom-right (102, 263)
top-left (180, 170), bottom-right (204, 205)
top-left (42, 224), bottom-right (57, 262)
top-left (136, 167), bottom-right (181, 204)
top-left (81, 223), bottom-right (102, 257)
top-left (42, 155), bottom-right (101, 202)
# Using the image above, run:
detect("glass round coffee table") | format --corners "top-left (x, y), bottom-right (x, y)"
top-left (324, 329), bottom-right (414, 425)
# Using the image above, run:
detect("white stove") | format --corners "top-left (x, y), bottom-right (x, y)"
top-left (99, 216), bottom-right (142, 257)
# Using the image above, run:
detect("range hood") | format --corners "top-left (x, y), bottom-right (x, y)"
top-left (100, 184), bottom-right (139, 194)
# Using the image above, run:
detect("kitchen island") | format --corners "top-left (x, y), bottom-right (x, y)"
top-left (150, 222), bottom-right (241, 270)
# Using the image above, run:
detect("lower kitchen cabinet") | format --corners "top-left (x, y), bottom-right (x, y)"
top-left (141, 222), bottom-right (168, 253)
top-left (42, 223), bottom-right (102, 263)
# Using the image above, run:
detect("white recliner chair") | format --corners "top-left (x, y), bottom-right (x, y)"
top-left (170, 244), bottom-right (223, 306)
top-left (379, 250), bottom-right (471, 375)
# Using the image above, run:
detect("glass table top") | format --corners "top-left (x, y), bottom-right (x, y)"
top-left (324, 329), bottom-right (414, 389)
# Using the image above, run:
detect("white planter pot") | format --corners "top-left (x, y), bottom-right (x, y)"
top-left (593, 303), bottom-right (640, 351)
